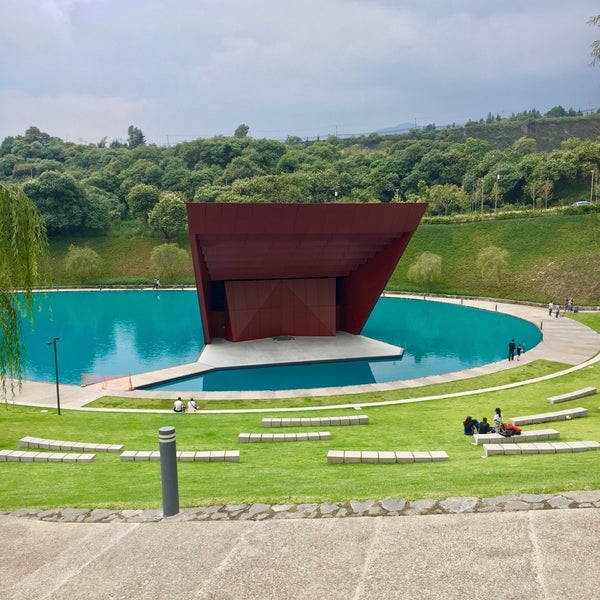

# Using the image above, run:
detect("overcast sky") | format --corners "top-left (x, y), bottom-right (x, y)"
top-left (1, 0), bottom-right (599, 146)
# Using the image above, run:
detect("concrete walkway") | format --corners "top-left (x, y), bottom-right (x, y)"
top-left (2, 500), bottom-right (600, 599)
top-left (2, 297), bottom-right (599, 599)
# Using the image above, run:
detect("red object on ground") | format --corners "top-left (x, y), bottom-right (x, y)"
top-left (186, 203), bottom-right (427, 343)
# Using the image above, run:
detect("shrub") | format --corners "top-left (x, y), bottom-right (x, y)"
top-left (64, 244), bottom-right (101, 283)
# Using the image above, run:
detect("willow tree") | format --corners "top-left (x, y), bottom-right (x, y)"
top-left (0, 183), bottom-right (50, 399)
top-left (477, 246), bottom-right (509, 294)
top-left (589, 14), bottom-right (600, 65)
top-left (407, 252), bottom-right (442, 292)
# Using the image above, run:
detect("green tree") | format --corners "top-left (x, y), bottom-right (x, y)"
top-left (540, 180), bottom-right (553, 209)
top-left (523, 180), bottom-right (540, 209)
top-left (64, 245), bottom-right (101, 283)
top-left (407, 252), bottom-right (442, 292)
top-left (150, 243), bottom-right (191, 282)
top-left (234, 123), bottom-right (250, 138)
top-left (478, 246), bottom-right (509, 293)
top-left (0, 183), bottom-right (49, 397)
top-left (127, 125), bottom-right (146, 149)
top-left (126, 183), bottom-right (160, 222)
top-left (428, 183), bottom-right (470, 215)
top-left (22, 171), bottom-right (88, 234)
top-left (148, 192), bottom-right (187, 239)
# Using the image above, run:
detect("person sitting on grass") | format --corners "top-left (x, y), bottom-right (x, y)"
top-left (499, 423), bottom-right (522, 436)
top-left (173, 397), bottom-right (184, 413)
top-left (463, 416), bottom-right (480, 435)
top-left (478, 417), bottom-right (493, 434)
top-left (187, 397), bottom-right (197, 412)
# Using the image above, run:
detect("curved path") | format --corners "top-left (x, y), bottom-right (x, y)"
top-left (8, 296), bottom-right (600, 412)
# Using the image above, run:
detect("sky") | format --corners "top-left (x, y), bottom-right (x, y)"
top-left (1, 0), bottom-right (599, 146)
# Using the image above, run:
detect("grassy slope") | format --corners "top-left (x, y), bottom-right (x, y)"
top-left (1, 360), bottom-right (598, 510)
top-left (49, 232), bottom-right (194, 285)
top-left (391, 214), bottom-right (600, 303)
top-left (49, 214), bottom-right (600, 303)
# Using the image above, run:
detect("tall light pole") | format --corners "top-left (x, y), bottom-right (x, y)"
top-left (47, 337), bottom-right (61, 415)
top-left (591, 170), bottom-right (595, 204)
top-left (494, 174), bottom-right (500, 214)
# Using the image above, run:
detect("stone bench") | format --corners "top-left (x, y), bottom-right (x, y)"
top-left (239, 432), bottom-right (331, 443)
top-left (483, 441), bottom-right (600, 457)
top-left (510, 407), bottom-right (588, 426)
top-left (547, 387), bottom-right (597, 404)
top-left (327, 450), bottom-right (449, 464)
top-left (261, 415), bottom-right (368, 427)
top-left (19, 436), bottom-right (123, 453)
top-left (0, 449), bottom-right (96, 463)
top-left (119, 450), bottom-right (240, 462)
top-left (472, 429), bottom-right (559, 445)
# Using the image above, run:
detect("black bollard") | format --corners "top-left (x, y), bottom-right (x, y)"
top-left (159, 426), bottom-right (180, 517)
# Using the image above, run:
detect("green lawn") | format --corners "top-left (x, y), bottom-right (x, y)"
top-left (1, 356), bottom-right (598, 511)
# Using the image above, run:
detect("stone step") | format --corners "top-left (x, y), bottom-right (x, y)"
top-left (327, 450), bottom-right (449, 464)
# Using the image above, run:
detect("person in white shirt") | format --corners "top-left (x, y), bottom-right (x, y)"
top-left (493, 407), bottom-right (503, 432)
top-left (173, 397), bottom-right (184, 412)
top-left (187, 398), bottom-right (197, 411)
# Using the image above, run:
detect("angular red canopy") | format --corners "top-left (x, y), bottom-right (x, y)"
top-left (186, 203), bottom-right (426, 343)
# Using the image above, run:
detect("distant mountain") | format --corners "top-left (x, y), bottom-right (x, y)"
top-left (376, 122), bottom-right (420, 135)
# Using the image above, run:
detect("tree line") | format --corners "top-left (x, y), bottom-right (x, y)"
top-left (0, 112), bottom-right (599, 240)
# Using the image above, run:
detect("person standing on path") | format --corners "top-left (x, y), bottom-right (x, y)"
top-left (555, 304), bottom-right (560, 318)
top-left (508, 339), bottom-right (516, 361)
top-left (548, 301), bottom-right (553, 316)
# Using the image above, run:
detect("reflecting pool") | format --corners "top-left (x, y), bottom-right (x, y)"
top-left (20, 291), bottom-right (541, 392)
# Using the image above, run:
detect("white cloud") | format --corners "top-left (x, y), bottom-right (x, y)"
top-left (0, 0), bottom-right (598, 142)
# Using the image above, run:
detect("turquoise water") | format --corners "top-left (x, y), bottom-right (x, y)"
top-left (21, 290), bottom-right (202, 385)
top-left (20, 291), bottom-right (541, 391)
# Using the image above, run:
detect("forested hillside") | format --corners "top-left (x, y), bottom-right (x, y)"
top-left (1, 111), bottom-right (599, 241)
top-left (2, 111), bottom-right (599, 304)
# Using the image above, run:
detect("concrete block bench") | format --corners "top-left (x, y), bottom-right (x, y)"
top-left (327, 450), bottom-right (448, 464)
top-left (510, 407), bottom-right (588, 426)
top-left (0, 449), bottom-right (96, 463)
top-left (119, 450), bottom-right (240, 462)
top-left (472, 429), bottom-right (560, 445)
top-left (547, 387), bottom-right (596, 404)
top-left (482, 441), bottom-right (600, 457)
top-left (239, 432), bottom-right (331, 443)
top-left (19, 436), bottom-right (123, 453)
top-left (262, 415), bottom-right (368, 427)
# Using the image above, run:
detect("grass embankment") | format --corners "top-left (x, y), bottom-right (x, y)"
top-left (1, 361), bottom-right (598, 510)
top-left (393, 214), bottom-right (600, 304)
top-left (49, 213), bottom-right (600, 303)
top-left (48, 231), bottom-right (194, 286)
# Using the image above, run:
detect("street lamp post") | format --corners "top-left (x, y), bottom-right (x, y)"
top-left (494, 174), bottom-right (500, 214)
top-left (591, 170), bottom-right (595, 204)
top-left (47, 337), bottom-right (61, 415)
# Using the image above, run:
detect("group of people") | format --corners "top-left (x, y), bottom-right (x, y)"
top-left (548, 297), bottom-right (575, 318)
top-left (507, 339), bottom-right (525, 361)
top-left (463, 407), bottom-right (521, 437)
top-left (173, 397), bottom-right (197, 412)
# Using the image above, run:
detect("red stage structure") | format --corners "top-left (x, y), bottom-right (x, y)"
top-left (186, 203), bottom-right (426, 344)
